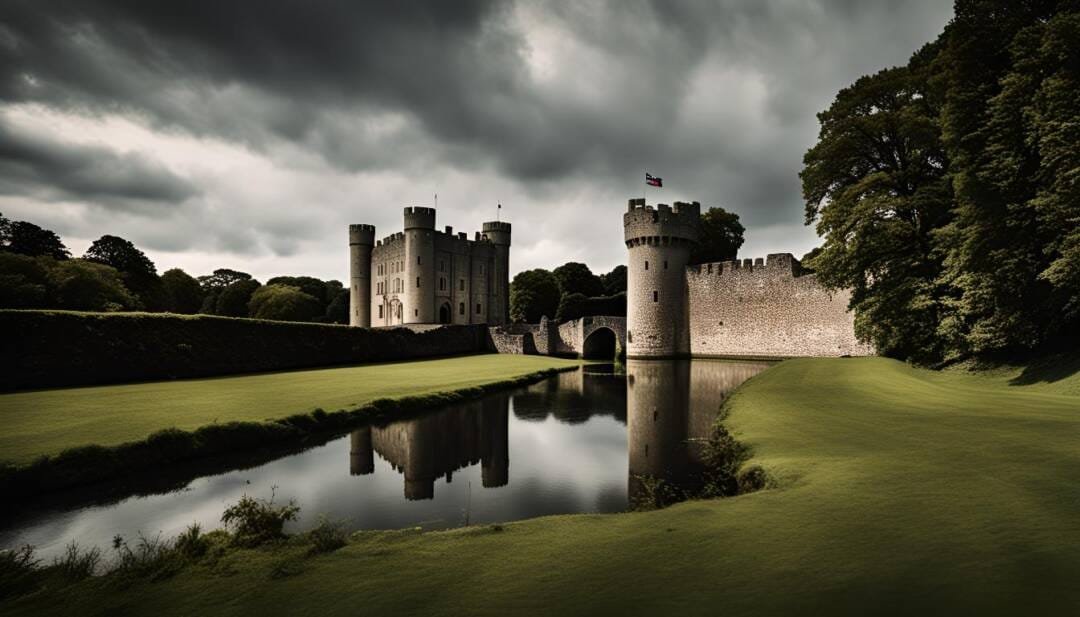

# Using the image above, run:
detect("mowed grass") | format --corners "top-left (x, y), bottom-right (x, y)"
top-left (4, 356), bottom-right (1078, 616)
top-left (0, 354), bottom-right (582, 465)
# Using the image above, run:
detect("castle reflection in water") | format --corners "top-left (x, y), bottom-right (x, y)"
top-left (347, 360), bottom-right (770, 503)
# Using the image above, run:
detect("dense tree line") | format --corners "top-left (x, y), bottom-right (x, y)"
top-left (0, 213), bottom-right (348, 324)
top-left (802, 0), bottom-right (1080, 364)
top-left (509, 206), bottom-right (744, 323)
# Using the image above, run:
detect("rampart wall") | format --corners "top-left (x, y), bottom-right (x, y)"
top-left (685, 254), bottom-right (872, 358)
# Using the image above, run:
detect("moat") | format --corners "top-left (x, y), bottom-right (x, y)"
top-left (0, 360), bottom-right (770, 561)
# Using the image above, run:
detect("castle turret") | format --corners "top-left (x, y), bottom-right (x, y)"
top-left (403, 207), bottom-right (436, 324)
top-left (482, 221), bottom-right (511, 326)
top-left (349, 224), bottom-right (376, 327)
top-left (623, 199), bottom-right (700, 357)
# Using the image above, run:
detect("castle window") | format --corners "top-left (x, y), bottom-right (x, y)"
top-left (440, 260), bottom-right (445, 272)
top-left (417, 256), bottom-right (421, 265)
top-left (459, 302), bottom-right (465, 315)
top-left (645, 261), bottom-right (649, 270)
top-left (378, 305), bottom-right (384, 319)
top-left (664, 260), bottom-right (668, 270)
top-left (476, 303), bottom-right (482, 314)
top-left (627, 331), bottom-right (632, 343)
top-left (439, 278), bottom-right (445, 291)
top-left (459, 279), bottom-right (465, 291)
top-left (415, 309), bottom-right (418, 316)
top-left (653, 291), bottom-right (658, 302)
top-left (480, 265), bottom-right (485, 275)
top-left (416, 277), bottom-right (421, 288)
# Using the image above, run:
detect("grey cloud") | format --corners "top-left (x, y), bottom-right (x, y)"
top-left (0, 116), bottom-right (198, 204)
top-left (0, 0), bottom-right (954, 274)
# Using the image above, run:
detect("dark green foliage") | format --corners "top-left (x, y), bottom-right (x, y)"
top-left (248, 284), bottom-right (323, 322)
top-left (84, 234), bottom-right (164, 310)
top-left (555, 292), bottom-right (626, 322)
top-left (221, 492), bottom-right (300, 547)
top-left (689, 207), bottom-right (745, 265)
top-left (0, 310), bottom-right (490, 390)
top-left (934, 1), bottom-right (1080, 358)
top-left (510, 268), bottom-right (560, 323)
top-left (552, 262), bottom-right (605, 297)
top-left (174, 523), bottom-right (209, 559)
top-left (307, 516), bottom-right (348, 554)
top-left (0, 253), bottom-right (49, 308)
top-left (160, 268), bottom-right (204, 314)
top-left (323, 286), bottom-right (349, 324)
top-left (802, 1), bottom-right (1080, 363)
top-left (599, 265), bottom-right (627, 295)
top-left (0, 214), bottom-right (70, 260)
top-left (198, 268), bottom-right (252, 291)
top-left (802, 46), bottom-right (952, 364)
top-left (214, 278), bottom-right (261, 317)
top-left (47, 259), bottom-right (138, 311)
top-left (266, 276), bottom-right (331, 303)
top-left (0, 545), bottom-right (41, 600)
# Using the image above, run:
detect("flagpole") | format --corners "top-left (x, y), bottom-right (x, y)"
top-left (643, 169), bottom-right (647, 206)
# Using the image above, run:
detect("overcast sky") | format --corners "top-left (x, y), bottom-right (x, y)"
top-left (0, 0), bottom-right (954, 282)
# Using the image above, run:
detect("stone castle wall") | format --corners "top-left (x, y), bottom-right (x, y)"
top-left (685, 253), bottom-right (871, 358)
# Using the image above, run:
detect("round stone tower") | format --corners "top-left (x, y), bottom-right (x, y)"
top-left (403, 207), bottom-right (436, 324)
top-left (623, 198), bottom-right (700, 357)
top-left (481, 221), bottom-right (512, 326)
top-left (348, 224), bottom-right (376, 327)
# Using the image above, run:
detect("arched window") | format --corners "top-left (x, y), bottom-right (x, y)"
top-left (459, 302), bottom-right (465, 315)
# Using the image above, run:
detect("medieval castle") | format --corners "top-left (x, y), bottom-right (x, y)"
top-left (349, 199), bottom-right (871, 359)
top-left (348, 207), bottom-right (510, 328)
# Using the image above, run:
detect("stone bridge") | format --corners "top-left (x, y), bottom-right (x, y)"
top-left (488, 315), bottom-right (626, 359)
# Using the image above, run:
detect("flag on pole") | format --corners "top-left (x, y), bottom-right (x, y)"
top-left (646, 173), bottom-right (662, 187)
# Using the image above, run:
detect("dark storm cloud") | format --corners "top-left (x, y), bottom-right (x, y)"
top-left (0, 116), bottom-right (197, 204)
top-left (0, 0), bottom-right (953, 246)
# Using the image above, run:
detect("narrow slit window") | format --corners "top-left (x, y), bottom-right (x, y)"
top-left (653, 291), bottom-right (658, 302)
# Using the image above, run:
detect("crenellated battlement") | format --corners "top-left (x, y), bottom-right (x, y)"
top-left (623, 199), bottom-right (700, 246)
top-left (349, 224), bottom-right (376, 245)
top-left (376, 231), bottom-right (406, 247)
top-left (403, 206), bottom-right (436, 230)
top-left (688, 253), bottom-right (803, 278)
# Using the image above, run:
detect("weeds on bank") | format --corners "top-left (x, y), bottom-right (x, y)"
top-left (221, 488), bottom-right (300, 547)
top-left (631, 410), bottom-right (771, 512)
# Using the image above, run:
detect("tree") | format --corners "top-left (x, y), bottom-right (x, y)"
top-left (0, 253), bottom-right (50, 308)
top-left (0, 214), bottom-right (71, 260)
top-left (198, 268), bottom-right (253, 291)
top-left (247, 284), bottom-right (323, 322)
top-left (934, 0), bottom-right (1080, 357)
top-left (552, 262), bottom-right (604, 298)
top-left (160, 268), bottom-right (204, 314)
top-left (801, 43), bottom-right (953, 363)
top-left (690, 207), bottom-right (745, 265)
top-left (215, 279), bottom-right (261, 317)
top-left (46, 259), bottom-right (136, 311)
top-left (83, 235), bottom-right (163, 310)
top-left (600, 265), bottom-right (627, 295)
top-left (266, 276), bottom-right (331, 304)
top-left (509, 269), bottom-right (560, 323)
top-left (324, 286), bottom-right (349, 324)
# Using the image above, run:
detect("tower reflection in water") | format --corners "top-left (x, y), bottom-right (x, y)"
top-left (626, 359), bottom-right (771, 505)
top-left (344, 360), bottom-right (767, 506)
top-left (349, 396), bottom-right (510, 500)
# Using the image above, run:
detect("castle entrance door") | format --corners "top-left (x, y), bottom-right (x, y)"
top-left (438, 302), bottom-right (451, 324)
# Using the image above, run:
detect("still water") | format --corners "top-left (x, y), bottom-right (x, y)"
top-left (0, 360), bottom-right (770, 560)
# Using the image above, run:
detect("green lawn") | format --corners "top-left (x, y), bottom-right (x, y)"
top-left (0, 354), bottom-right (582, 465)
top-left (4, 356), bottom-right (1079, 616)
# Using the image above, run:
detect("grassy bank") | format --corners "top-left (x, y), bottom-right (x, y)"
top-left (4, 356), bottom-right (1079, 616)
top-left (0, 354), bottom-right (582, 467)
